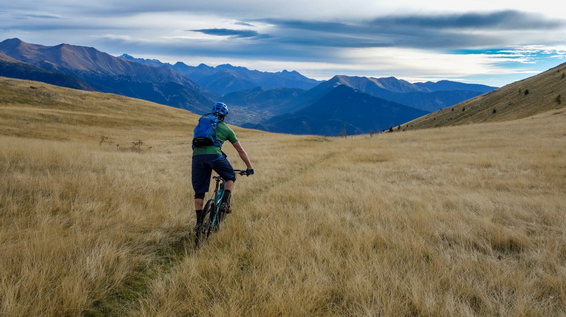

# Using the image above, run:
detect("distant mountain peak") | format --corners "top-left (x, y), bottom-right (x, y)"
top-left (0, 38), bottom-right (28, 52)
top-left (1, 38), bottom-right (24, 46)
top-left (5, 38), bottom-right (23, 44)
top-left (118, 54), bottom-right (163, 67)
top-left (119, 53), bottom-right (135, 59)
top-left (281, 70), bottom-right (300, 74)
top-left (217, 63), bottom-right (238, 69)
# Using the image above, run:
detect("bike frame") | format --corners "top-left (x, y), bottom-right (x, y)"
top-left (206, 176), bottom-right (226, 230)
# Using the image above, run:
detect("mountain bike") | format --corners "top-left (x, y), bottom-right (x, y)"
top-left (195, 169), bottom-right (249, 249)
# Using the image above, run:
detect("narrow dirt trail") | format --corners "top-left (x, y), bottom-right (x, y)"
top-left (83, 136), bottom-right (342, 316)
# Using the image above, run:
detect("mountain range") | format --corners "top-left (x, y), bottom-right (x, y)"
top-left (243, 84), bottom-right (430, 135)
top-left (0, 38), bottom-right (497, 136)
top-left (0, 38), bottom-right (214, 114)
top-left (0, 50), bottom-right (92, 90)
top-left (222, 75), bottom-right (495, 134)
top-left (120, 54), bottom-right (321, 95)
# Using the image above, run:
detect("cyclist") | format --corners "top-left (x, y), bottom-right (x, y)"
top-left (192, 102), bottom-right (254, 230)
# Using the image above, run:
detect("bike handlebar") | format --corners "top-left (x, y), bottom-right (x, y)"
top-left (212, 169), bottom-right (253, 183)
top-left (234, 169), bottom-right (254, 176)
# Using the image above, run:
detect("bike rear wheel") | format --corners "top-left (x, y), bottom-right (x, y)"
top-left (195, 199), bottom-right (215, 248)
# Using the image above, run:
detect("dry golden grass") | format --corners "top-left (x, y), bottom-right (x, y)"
top-left (1, 77), bottom-right (566, 316)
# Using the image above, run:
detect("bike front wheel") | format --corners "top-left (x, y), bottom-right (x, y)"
top-left (215, 207), bottom-right (226, 232)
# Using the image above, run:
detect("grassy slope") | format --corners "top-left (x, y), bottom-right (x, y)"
top-left (1, 76), bottom-right (566, 316)
top-left (403, 62), bottom-right (566, 130)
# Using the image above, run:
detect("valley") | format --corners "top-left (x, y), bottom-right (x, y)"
top-left (1, 38), bottom-right (497, 136)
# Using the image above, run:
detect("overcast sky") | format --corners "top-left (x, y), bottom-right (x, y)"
top-left (1, 0), bottom-right (565, 87)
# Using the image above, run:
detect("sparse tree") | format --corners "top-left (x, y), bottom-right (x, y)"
top-left (524, 89), bottom-right (529, 96)
top-left (556, 94), bottom-right (562, 104)
top-left (492, 108), bottom-right (497, 114)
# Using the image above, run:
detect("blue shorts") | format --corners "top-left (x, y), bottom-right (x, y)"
top-left (192, 153), bottom-right (235, 194)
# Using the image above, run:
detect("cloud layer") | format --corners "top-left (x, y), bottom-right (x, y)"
top-left (1, 1), bottom-right (565, 86)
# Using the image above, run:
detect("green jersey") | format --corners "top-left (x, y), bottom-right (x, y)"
top-left (192, 121), bottom-right (238, 156)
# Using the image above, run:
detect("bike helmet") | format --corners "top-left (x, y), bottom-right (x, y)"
top-left (212, 102), bottom-right (229, 117)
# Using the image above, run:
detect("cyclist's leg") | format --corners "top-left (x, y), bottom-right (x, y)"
top-left (225, 180), bottom-right (234, 191)
top-left (193, 193), bottom-right (205, 230)
top-left (210, 152), bottom-right (236, 181)
top-left (220, 181), bottom-right (233, 213)
top-left (211, 153), bottom-right (236, 213)
top-left (192, 155), bottom-right (214, 226)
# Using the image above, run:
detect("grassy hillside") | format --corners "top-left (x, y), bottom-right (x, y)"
top-left (1, 76), bottom-right (566, 316)
top-left (402, 62), bottom-right (566, 130)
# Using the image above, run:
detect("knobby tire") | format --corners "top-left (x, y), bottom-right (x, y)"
top-left (195, 199), bottom-right (215, 249)
top-left (215, 208), bottom-right (226, 232)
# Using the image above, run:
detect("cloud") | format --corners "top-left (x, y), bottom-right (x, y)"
top-left (255, 10), bottom-right (566, 50)
top-left (371, 10), bottom-right (565, 30)
top-left (191, 28), bottom-right (264, 38)
top-left (235, 21), bottom-right (254, 27)
top-left (17, 13), bottom-right (63, 20)
top-left (2, 1), bottom-right (566, 87)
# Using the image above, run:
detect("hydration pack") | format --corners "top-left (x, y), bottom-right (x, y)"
top-left (192, 113), bottom-right (222, 148)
